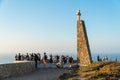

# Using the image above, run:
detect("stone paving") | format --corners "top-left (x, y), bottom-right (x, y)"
top-left (38, 62), bottom-right (77, 68)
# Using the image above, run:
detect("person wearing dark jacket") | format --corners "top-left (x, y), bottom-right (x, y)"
top-left (34, 53), bottom-right (38, 68)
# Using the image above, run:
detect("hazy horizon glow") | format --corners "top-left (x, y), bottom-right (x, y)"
top-left (0, 0), bottom-right (120, 54)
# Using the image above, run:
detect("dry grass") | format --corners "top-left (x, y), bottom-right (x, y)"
top-left (76, 61), bottom-right (110, 72)
top-left (66, 61), bottom-right (120, 80)
top-left (88, 61), bottom-right (120, 79)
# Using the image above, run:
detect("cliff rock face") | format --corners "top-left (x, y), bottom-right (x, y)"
top-left (77, 10), bottom-right (92, 66)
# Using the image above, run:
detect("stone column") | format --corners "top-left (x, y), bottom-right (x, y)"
top-left (76, 10), bottom-right (92, 66)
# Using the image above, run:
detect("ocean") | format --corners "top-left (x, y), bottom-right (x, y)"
top-left (91, 53), bottom-right (120, 62)
top-left (0, 53), bottom-right (15, 64)
top-left (0, 53), bottom-right (119, 64)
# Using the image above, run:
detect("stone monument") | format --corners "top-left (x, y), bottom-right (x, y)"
top-left (76, 10), bottom-right (92, 66)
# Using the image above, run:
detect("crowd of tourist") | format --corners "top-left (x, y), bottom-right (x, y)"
top-left (97, 55), bottom-right (108, 61)
top-left (15, 53), bottom-right (41, 61)
top-left (15, 52), bottom-right (74, 68)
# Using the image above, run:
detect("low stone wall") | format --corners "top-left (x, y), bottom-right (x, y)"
top-left (0, 61), bottom-right (35, 79)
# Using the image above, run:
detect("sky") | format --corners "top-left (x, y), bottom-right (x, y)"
top-left (0, 0), bottom-right (120, 55)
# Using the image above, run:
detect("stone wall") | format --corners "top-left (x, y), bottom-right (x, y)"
top-left (0, 61), bottom-right (35, 79)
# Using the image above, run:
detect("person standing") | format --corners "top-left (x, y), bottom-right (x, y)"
top-left (34, 53), bottom-right (38, 69)
top-left (37, 53), bottom-right (41, 62)
top-left (97, 55), bottom-right (100, 61)
top-left (43, 52), bottom-right (47, 68)
top-left (56, 55), bottom-right (59, 63)
top-left (49, 54), bottom-right (53, 63)
top-left (26, 53), bottom-right (29, 60)
top-left (15, 54), bottom-right (18, 60)
top-left (18, 53), bottom-right (21, 60)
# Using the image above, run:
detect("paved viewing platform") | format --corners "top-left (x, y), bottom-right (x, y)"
top-left (38, 62), bottom-right (77, 68)
top-left (3, 62), bottom-right (77, 80)
top-left (13, 60), bottom-right (77, 68)
top-left (4, 68), bottom-right (70, 80)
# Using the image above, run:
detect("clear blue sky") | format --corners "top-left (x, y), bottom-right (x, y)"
top-left (0, 0), bottom-right (120, 54)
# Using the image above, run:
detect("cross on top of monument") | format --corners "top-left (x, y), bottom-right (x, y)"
top-left (76, 10), bottom-right (81, 21)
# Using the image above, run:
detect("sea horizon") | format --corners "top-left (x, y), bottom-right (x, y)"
top-left (0, 53), bottom-right (119, 64)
